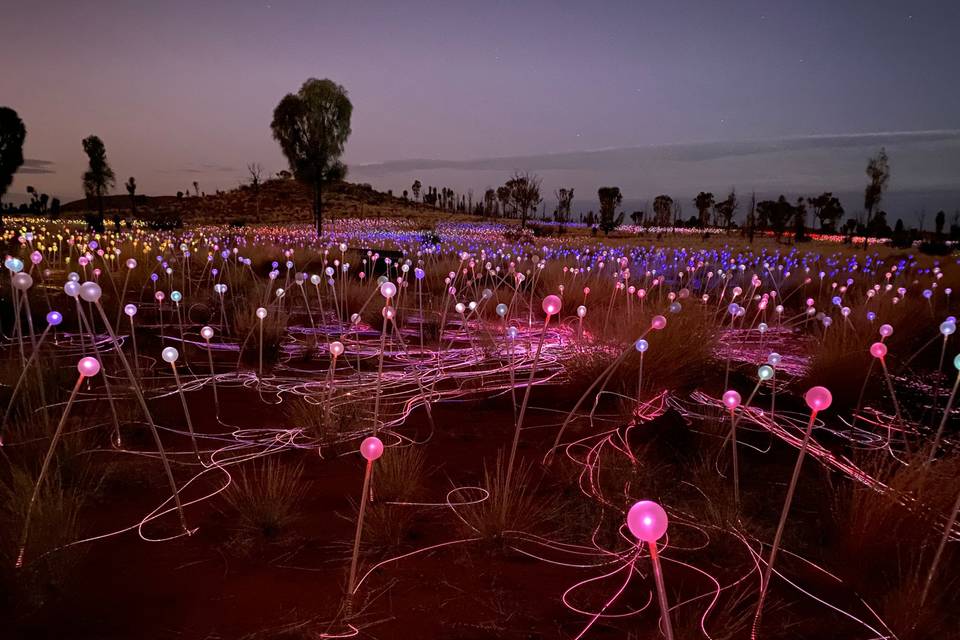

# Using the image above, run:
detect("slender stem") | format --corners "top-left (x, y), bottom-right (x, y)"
top-left (347, 460), bottom-right (374, 603)
top-left (16, 375), bottom-right (84, 568)
top-left (648, 540), bottom-right (675, 640)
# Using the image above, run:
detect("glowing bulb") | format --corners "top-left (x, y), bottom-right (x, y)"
top-left (161, 347), bottom-right (179, 363)
top-left (722, 390), bottom-right (741, 409)
top-left (870, 342), bottom-right (887, 359)
top-left (46, 311), bottom-right (63, 326)
top-left (79, 281), bottom-right (102, 302)
top-left (496, 303), bottom-right (508, 317)
top-left (330, 341), bottom-right (344, 357)
top-left (77, 356), bottom-right (101, 377)
top-left (360, 436), bottom-right (383, 461)
top-left (380, 281), bottom-right (397, 299)
top-left (124, 304), bottom-right (137, 317)
top-left (541, 294), bottom-right (562, 316)
top-left (651, 315), bottom-right (667, 330)
top-left (804, 386), bottom-right (832, 412)
top-left (627, 500), bottom-right (668, 542)
top-left (201, 326), bottom-right (214, 340)
top-left (256, 307), bottom-right (268, 320)
top-left (635, 338), bottom-right (648, 353)
top-left (758, 365), bottom-right (774, 381)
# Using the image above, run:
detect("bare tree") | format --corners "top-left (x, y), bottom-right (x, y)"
top-left (505, 171), bottom-right (542, 228)
top-left (247, 163), bottom-right (264, 218)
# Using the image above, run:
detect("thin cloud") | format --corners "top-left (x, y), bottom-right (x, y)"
top-left (20, 159), bottom-right (55, 175)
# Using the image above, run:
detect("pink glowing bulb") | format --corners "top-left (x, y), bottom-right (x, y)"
top-left (804, 386), bottom-right (832, 412)
top-left (360, 436), bottom-right (383, 461)
top-left (870, 342), bottom-right (887, 359)
top-left (627, 500), bottom-right (669, 542)
top-left (77, 356), bottom-right (101, 378)
top-left (722, 390), bottom-right (741, 410)
top-left (650, 315), bottom-right (667, 330)
top-left (330, 341), bottom-right (344, 357)
top-left (879, 324), bottom-right (893, 338)
top-left (542, 294), bottom-right (562, 316)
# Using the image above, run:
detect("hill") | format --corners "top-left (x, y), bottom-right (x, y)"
top-left (61, 179), bottom-right (428, 225)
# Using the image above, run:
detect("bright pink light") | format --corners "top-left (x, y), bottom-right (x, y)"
top-left (627, 500), bottom-right (668, 542)
top-left (360, 436), bottom-right (383, 461)
top-left (869, 342), bottom-right (887, 359)
top-left (651, 315), bottom-right (667, 330)
top-left (722, 390), bottom-right (741, 409)
top-left (77, 356), bottom-right (101, 377)
top-left (804, 386), bottom-right (832, 412)
top-left (542, 294), bottom-right (562, 316)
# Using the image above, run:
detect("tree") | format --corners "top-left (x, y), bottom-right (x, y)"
top-left (715, 190), bottom-right (738, 231)
top-left (247, 163), bottom-right (263, 218)
top-left (411, 180), bottom-right (421, 202)
top-left (793, 197), bottom-right (807, 242)
top-left (49, 197), bottom-right (61, 219)
top-left (864, 148), bottom-right (890, 234)
top-left (652, 195), bottom-right (673, 226)
top-left (807, 192), bottom-right (844, 232)
top-left (745, 192), bottom-right (757, 243)
top-left (0, 107), bottom-right (26, 228)
top-left (756, 196), bottom-right (796, 241)
top-left (597, 187), bottom-right (624, 234)
top-left (630, 210), bottom-right (645, 226)
top-left (693, 191), bottom-right (715, 228)
top-left (271, 78), bottom-right (353, 234)
top-left (483, 188), bottom-right (496, 216)
top-left (192, 181), bottom-right (199, 197)
top-left (496, 185), bottom-right (511, 218)
top-left (82, 135), bottom-right (116, 232)
top-left (554, 187), bottom-right (574, 225)
top-left (505, 171), bottom-right (541, 227)
top-left (126, 176), bottom-right (137, 219)
top-left (935, 210), bottom-right (946, 237)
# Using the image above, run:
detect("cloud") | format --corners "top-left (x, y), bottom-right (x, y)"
top-left (354, 130), bottom-right (960, 175)
top-left (19, 159), bottom-right (55, 174)
top-left (159, 163), bottom-right (237, 175)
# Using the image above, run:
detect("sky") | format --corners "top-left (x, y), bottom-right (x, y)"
top-left (3, 0), bottom-right (959, 221)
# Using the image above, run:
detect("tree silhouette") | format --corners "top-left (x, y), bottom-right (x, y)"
top-left (126, 176), bottom-right (137, 219)
top-left (496, 185), bottom-right (511, 218)
top-left (756, 196), bottom-right (796, 242)
top-left (271, 78), bottom-right (352, 234)
top-left (807, 192), bottom-right (843, 232)
top-left (247, 163), bottom-right (263, 218)
top-left (505, 171), bottom-right (541, 228)
top-left (411, 180), bottom-right (421, 202)
top-left (554, 187), bottom-right (574, 224)
top-left (693, 191), bottom-right (714, 228)
top-left (597, 187), bottom-right (624, 234)
top-left (0, 107), bottom-right (26, 228)
top-left (714, 190), bottom-right (738, 231)
top-left (82, 135), bottom-right (115, 232)
top-left (652, 195), bottom-right (673, 226)
top-left (864, 148), bottom-right (890, 235)
top-left (935, 210), bottom-right (946, 238)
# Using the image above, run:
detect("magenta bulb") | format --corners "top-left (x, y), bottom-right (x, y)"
top-left (541, 294), bottom-right (562, 316)
top-left (651, 315), bottom-right (667, 330)
top-left (722, 390), bottom-right (741, 410)
top-left (627, 500), bottom-right (669, 542)
top-left (77, 356), bottom-right (101, 378)
top-left (869, 342), bottom-right (887, 359)
top-left (804, 386), bottom-right (832, 412)
top-left (360, 436), bottom-right (383, 461)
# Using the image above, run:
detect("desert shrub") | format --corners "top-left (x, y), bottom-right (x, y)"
top-left (457, 454), bottom-right (560, 541)
top-left (374, 445), bottom-right (427, 502)
top-left (0, 463), bottom-right (89, 614)
top-left (284, 395), bottom-right (369, 445)
top-left (219, 457), bottom-right (308, 551)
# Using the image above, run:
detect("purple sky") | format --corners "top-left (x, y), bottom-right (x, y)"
top-left (3, 0), bottom-right (959, 218)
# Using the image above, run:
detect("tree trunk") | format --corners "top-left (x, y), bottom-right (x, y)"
top-left (97, 191), bottom-right (106, 230)
top-left (314, 179), bottom-right (323, 236)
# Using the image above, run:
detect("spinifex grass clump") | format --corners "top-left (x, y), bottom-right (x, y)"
top-left (219, 457), bottom-right (309, 551)
top-left (0, 463), bottom-right (90, 613)
top-left (458, 454), bottom-right (560, 542)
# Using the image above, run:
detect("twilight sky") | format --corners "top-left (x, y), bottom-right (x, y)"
top-left (3, 0), bottom-right (959, 219)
